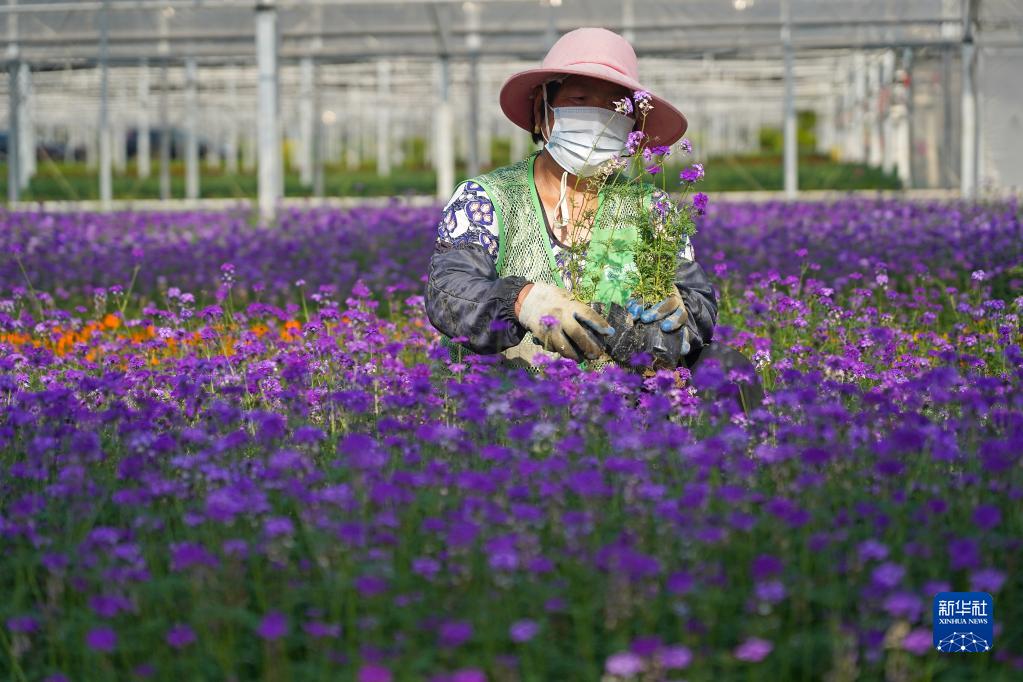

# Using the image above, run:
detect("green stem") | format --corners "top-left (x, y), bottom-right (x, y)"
top-left (119, 263), bottom-right (141, 318)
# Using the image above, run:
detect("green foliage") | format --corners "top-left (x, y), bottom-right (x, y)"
top-left (759, 127), bottom-right (783, 154)
top-left (758, 110), bottom-right (818, 155)
top-left (0, 152), bottom-right (903, 203)
top-left (490, 137), bottom-right (512, 168)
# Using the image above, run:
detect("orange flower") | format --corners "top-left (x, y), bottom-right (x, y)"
top-left (103, 313), bottom-right (120, 330)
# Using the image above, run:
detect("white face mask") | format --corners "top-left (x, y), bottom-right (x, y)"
top-left (541, 86), bottom-right (636, 178)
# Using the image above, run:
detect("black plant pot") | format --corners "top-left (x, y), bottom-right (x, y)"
top-left (589, 301), bottom-right (684, 372)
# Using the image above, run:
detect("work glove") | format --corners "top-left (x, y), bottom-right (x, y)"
top-left (625, 292), bottom-right (688, 333)
top-left (518, 282), bottom-right (616, 362)
top-left (626, 293), bottom-right (692, 368)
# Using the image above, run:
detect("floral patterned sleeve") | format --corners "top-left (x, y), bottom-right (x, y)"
top-left (425, 180), bottom-right (531, 355)
top-left (436, 180), bottom-right (500, 264)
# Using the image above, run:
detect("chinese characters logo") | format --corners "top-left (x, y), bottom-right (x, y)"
top-left (933, 592), bottom-right (994, 653)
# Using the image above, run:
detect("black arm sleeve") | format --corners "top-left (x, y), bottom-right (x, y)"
top-left (675, 258), bottom-right (718, 351)
top-left (425, 241), bottom-right (531, 354)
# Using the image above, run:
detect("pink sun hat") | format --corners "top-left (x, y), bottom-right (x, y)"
top-left (499, 27), bottom-right (688, 146)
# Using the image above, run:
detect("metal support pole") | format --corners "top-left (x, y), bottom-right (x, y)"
top-left (478, 78), bottom-right (491, 168)
top-left (940, 46), bottom-right (954, 188)
top-left (225, 77), bottom-right (238, 174)
top-left (98, 0), bottom-right (112, 208)
top-left (435, 56), bottom-right (454, 199)
top-left (622, 0), bottom-right (635, 44)
top-left (17, 61), bottom-right (33, 188)
top-left (868, 59), bottom-right (883, 167)
top-left (5, 0), bottom-right (18, 203)
top-left (344, 87), bottom-right (359, 169)
top-left (543, 0), bottom-right (557, 49)
top-left (158, 11), bottom-right (171, 200)
top-left (881, 50), bottom-right (896, 174)
top-left (158, 62), bottom-right (171, 199)
top-left (896, 48), bottom-right (914, 188)
top-left (6, 60), bottom-right (19, 203)
top-left (376, 59), bottom-right (391, 177)
top-left (137, 58), bottom-right (151, 179)
top-left (466, 1), bottom-right (481, 178)
top-left (310, 4), bottom-right (324, 196)
top-left (312, 90), bottom-right (324, 197)
top-left (853, 52), bottom-right (867, 163)
top-left (299, 55), bottom-right (314, 186)
top-left (960, 0), bottom-right (979, 199)
top-left (184, 55), bottom-right (199, 199)
top-left (781, 0), bottom-right (797, 198)
top-left (256, 1), bottom-right (280, 221)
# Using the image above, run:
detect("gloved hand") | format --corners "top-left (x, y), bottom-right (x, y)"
top-left (625, 293), bottom-right (692, 369)
top-left (625, 292), bottom-right (688, 333)
top-left (518, 282), bottom-right (616, 362)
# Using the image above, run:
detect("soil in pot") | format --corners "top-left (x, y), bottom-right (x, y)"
top-left (590, 301), bottom-right (688, 372)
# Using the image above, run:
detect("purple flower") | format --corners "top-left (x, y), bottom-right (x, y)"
top-left (883, 592), bottom-right (923, 621)
top-left (666, 571), bottom-right (694, 594)
top-left (630, 635), bottom-right (662, 656)
top-left (657, 645), bottom-right (693, 669)
top-left (354, 575), bottom-right (389, 597)
top-left (85, 626), bottom-right (118, 653)
top-left (750, 554), bottom-right (783, 580)
top-left (412, 556), bottom-right (441, 580)
top-left (170, 541), bottom-right (218, 572)
top-left (166, 624), bottom-right (196, 649)
top-left (754, 580), bottom-right (787, 604)
top-left (539, 314), bottom-right (559, 329)
top-left (856, 539), bottom-right (889, 562)
top-left (89, 593), bottom-right (132, 618)
top-left (626, 130), bottom-right (645, 155)
top-left (264, 516), bottom-right (295, 538)
top-left (256, 611), bottom-right (288, 641)
top-left (692, 192), bottom-right (709, 215)
top-left (632, 90), bottom-right (652, 103)
top-left (605, 650), bottom-right (645, 676)
top-left (451, 670), bottom-right (486, 682)
top-left (6, 615), bottom-right (39, 633)
top-left (970, 568), bottom-right (1006, 593)
top-left (679, 138), bottom-right (693, 154)
top-left (614, 97), bottom-right (634, 115)
top-left (734, 636), bottom-right (773, 662)
top-left (357, 664), bottom-right (392, 682)
top-left (438, 620), bottom-right (473, 648)
top-left (901, 628), bottom-right (933, 655)
top-left (303, 620), bottom-right (342, 639)
top-left (510, 619), bottom-right (539, 643)
top-left (645, 164), bottom-right (662, 176)
top-left (948, 538), bottom-right (981, 570)
top-left (680, 163), bottom-right (705, 184)
top-left (871, 562), bottom-right (906, 589)
top-left (972, 504), bottom-right (1001, 530)
top-left (134, 664), bottom-right (156, 678)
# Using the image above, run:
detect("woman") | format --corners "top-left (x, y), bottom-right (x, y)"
top-left (424, 27), bottom-right (764, 414)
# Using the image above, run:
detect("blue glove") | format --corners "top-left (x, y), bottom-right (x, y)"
top-left (626, 293), bottom-right (688, 333)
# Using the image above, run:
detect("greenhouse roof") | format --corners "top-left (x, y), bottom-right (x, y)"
top-left (2, 0), bottom-right (1022, 66)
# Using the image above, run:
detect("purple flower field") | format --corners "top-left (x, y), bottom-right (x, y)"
top-left (1, 198), bottom-right (1021, 681)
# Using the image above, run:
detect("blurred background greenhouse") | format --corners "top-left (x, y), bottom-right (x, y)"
top-left (1, 0), bottom-right (1022, 217)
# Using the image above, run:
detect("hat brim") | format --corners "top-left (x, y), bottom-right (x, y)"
top-left (499, 65), bottom-right (688, 146)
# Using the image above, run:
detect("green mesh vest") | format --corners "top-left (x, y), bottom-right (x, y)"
top-left (442, 150), bottom-right (654, 374)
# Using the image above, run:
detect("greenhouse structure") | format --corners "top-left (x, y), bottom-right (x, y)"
top-left (2, 0), bottom-right (1022, 217)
